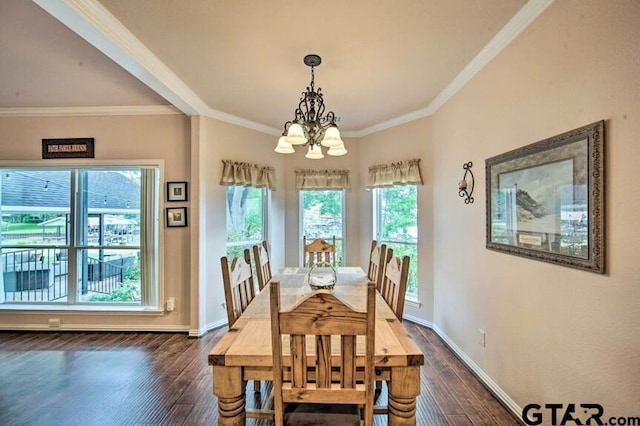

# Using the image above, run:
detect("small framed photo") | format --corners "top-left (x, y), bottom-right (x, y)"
top-left (166, 207), bottom-right (188, 228)
top-left (166, 181), bottom-right (188, 202)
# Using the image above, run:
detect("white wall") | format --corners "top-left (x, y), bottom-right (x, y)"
top-left (364, 0), bottom-right (640, 415)
top-left (0, 114), bottom-right (192, 331)
top-left (358, 118), bottom-right (434, 323)
top-left (197, 117), bottom-right (286, 329)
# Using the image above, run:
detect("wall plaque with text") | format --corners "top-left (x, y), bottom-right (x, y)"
top-left (42, 138), bottom-right (95, 159)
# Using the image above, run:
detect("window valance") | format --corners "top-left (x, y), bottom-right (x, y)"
top-left (366, 159), bottom-right (423, 189)
top-left (295, 169), bottom-right (350, 190)
top-left (219, 160), bottom-right (276, 189)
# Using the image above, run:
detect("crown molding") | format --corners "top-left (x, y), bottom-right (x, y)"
top-left (203, 107), bottom-right (282, 136)
top-left (354, 107), bottom-right (432, 138)
top-left (0, 103), bottom-right (283, 136)
top-left (33, 0), bottom-right (285, 135)
top-left (355, 0), bottom-right (555, 137)
top-left (0, 105), bottom-right (182, 117)
top-left (32, 0), bottom-right (554, 138)
top-left (33, 0), bottom-right (209, 116)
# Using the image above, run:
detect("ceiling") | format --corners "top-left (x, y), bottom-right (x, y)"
top-left (0, 0), bottom-right (552, 135)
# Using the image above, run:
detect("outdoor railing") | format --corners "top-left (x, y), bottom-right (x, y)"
top-left (1, 248), bottom-right (135, 303)
top-left (2, 232), bottom-right (65, 241)
top-left (84, 255), bottom-right (128, 295)
top-left (2, 248), bottom-right (67, 302)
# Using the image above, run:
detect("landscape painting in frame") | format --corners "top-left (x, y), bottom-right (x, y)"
top-left (485, 121), bottom-right (604, 273)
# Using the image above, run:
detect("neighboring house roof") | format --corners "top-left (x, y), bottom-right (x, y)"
top-left (39, 215), bottom-right (136, 227)
top-left (1, 170), bottom-right (140, 212)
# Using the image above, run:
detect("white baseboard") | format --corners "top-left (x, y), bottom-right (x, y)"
top-left (0, 319), bottom-right (225, 336)
top-left (189, 327), bottom-right (207, 337)
top-left (401, 315), bottom-right (523, 422)
top-left (187, 319), bottom-right (227, 337)
top-left (0, 323), bottom-right (190, 332)
top-left (403, 313), bottom-right (433, 328)
top-left (431, 324), bottom-right (524, 423)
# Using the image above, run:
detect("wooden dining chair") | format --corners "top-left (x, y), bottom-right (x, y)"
top-left (303, 235), bottom-right (337, 267)
top-left (368, 241), bottom-right (389, 401)
top-left (270, 280), bottom-right (376, 426)
top-left (373, 251), bottom-right (410, 412)
top-left (366, 240), bottom-right (387, 291)
top-left (252, 240), bottom-right (272, 291)
top-left (380, 250), bottom-right (410, 320)
top-left (221, 249), bottom-right (256, 327)
top-left (220, 249), bottom-right (263, 395)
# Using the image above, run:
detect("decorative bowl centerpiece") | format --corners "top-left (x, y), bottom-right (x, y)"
top-left (307, 262), bottom-right (337, 291)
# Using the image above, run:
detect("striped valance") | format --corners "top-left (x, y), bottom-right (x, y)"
top-left (295, 169), bottom-right (350, 190)
top-left (366, 159), bottom-right (423, 189)
top-left (219, 160), bottom-right (276, 189)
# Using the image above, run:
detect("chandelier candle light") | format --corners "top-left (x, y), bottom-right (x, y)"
top-left (274, 54), bottom-right (347, 159)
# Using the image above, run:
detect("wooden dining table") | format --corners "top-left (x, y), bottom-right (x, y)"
top-left (208, 266), bottom-right (424, 425)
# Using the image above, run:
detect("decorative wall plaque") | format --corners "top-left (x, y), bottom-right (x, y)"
top-left (42, 138), bottom-right (95, 159)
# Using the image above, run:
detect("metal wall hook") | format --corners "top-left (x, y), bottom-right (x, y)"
top-left (458, 161), bottom-right (474, 204)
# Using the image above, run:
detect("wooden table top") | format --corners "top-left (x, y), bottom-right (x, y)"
top-left (208, 267), bottom-right (424, 369)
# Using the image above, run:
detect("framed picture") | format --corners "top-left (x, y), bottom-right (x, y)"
top-left (166, 207), bottom-right (188, 228)
top-left (166, 181), bottom-right (188, 202)
top-left (486, 121), bottom-right (604, 273)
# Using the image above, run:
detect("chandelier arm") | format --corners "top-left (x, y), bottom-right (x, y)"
top-left (317, 105), bottom-right (332, 126)
top-left (315, 91), bottom-right (326, 120)
top-left (298, 90), bottom-right (311, 122)
top-left (293, 108), bottom-right (305, 122)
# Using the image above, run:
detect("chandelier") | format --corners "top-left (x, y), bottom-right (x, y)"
top-left (274, 54), bottom-right (347, 159)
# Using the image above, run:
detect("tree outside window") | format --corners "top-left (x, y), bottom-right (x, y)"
top-left (226, 186), bottom-right (266, 262)
top-left (300, 190), bottom-right (344, 266)
top-left (374, 185), bottom-right (418, 299)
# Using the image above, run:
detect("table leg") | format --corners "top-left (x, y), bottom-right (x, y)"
top-left (388, 366), bottom-right (420, 426)
top-left (213, 366), bottom-right (245, 426)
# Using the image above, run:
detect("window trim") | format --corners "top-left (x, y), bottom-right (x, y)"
top-left (0, 159), bottom-right (165, 312)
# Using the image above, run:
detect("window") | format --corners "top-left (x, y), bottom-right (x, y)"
top-left (300, 190), bottom-right (345, 265)
top-left (374, 186), bottom-right (418, 299)
top-left (0, 166), bottom-right (160, 308)
top-left (221, 160), bottom-right (273, 264)
top-left (225, 186), bottom-right (267, 260)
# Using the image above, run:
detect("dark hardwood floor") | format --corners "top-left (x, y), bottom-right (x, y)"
top-left (0, 322), bottom-right (520, 425)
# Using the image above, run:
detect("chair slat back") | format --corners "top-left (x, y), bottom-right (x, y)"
top-left (367, 240), bottom-right (387, 291)
top-left (252, 240), bottom-right (272, 291)
top-left (270, 280), bottom-right (375, 425)
top-left (303, 236), bottom-right (337, 267)
top-left (221, 249), bottom-right (256, 327)
top-left (380, 252), bottom-right (410, 320)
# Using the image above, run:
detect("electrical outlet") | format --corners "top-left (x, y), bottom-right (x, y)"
top-left (166, 297), bottom-right (175, 312)
top-left (49, 318), bottom-right (61, 328)
top-left (478, 329), bottom-right (486, 347)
